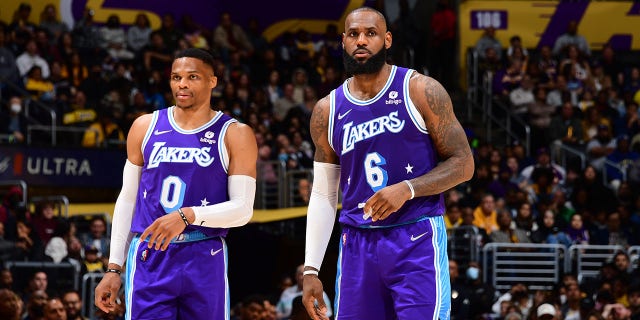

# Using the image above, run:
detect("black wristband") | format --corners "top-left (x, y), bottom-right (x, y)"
top-left (178, 208), bottom-right (189, 226)
top-left (105, 268), bottom-right (122, 275)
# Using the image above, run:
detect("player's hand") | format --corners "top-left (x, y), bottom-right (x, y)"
top-left (140, 211), bottom-right (187, 251)
top-left (94, 272), bottom-right (122, 313)
top-left (363, 181), bottom-right (412, 222)
top-left (302, 274), bottom-right (330, 320)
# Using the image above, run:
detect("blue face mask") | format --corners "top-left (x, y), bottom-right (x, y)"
top-left (466, 267), bottom-right (479, 280)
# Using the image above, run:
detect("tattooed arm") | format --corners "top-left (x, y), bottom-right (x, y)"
top-left (409, 73), bottom-right (475, 196)
top-left (362, 73), bottom-right (474, 222)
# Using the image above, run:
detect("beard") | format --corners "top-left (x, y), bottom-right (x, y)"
top-left (343, 46), bottom-right (387, 76)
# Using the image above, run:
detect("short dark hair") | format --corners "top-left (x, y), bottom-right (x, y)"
top-left (174, 48), bottom-right (215, 73)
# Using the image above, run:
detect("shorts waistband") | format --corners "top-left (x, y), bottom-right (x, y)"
top-left (357, 214), bottom-right (440, 229)
top-left (135, 230), bottom-right (215, 243)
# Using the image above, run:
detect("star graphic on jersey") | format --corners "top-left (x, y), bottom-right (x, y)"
top-left (143, 189), bottom-right (147, 199)
top-left (347, 176), bottom-right (351, 185)
top-left (405, 163), bottom-right (414, 174)
top-left (201, 198), bottom-right (210, 206)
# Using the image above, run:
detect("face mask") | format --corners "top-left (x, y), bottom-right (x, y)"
top-left (10, 103), bottom-right (21, 113)
top-left (467, 267), bottom-right (479, 280)
top-left (560, 294), bottom-right (567, 305)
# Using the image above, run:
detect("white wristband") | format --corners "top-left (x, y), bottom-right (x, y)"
top-left (303, 270), bottom-right (319, 276)
top-left (404, 180), bottom-right (415, 199)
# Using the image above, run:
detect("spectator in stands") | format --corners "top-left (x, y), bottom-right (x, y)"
top-left (565, 213), bottom-right (590, 246)
top-left (513, 201), bottom-right (538, 237)
top-left (444, 201), bottom-right (463, 230)
top-left (100, 14), bottom-right (134, 61)
top-left (62, 90), bottom-right (97, 127)
top-left (602, 302), bottom-right (632, 320)
top-left (25, 65), bottom-right (55, 102)
top-left (9, 3), bottom-right (37, 46)
top-left (39, 4), bottom-right (68, 44)
top-left (0, 288), bottom-right (22, 320)
top-left (213, 12), bottom-right (253, 61)
top-left (23, 270), bottom-right (48, 301)
top-left (83, 245), bottom-right (104, 273)
top-left (16, 39), bottom-right (51, 79)
top-left (0, 27), bottom-right (21, 88)
top-left (532, 209), bottom-right (572, 247)
top-left (546, 75), bottom-right (571, 108)
top-left (32, 201), bottom-right (58, 246)
top-left (487, 165), bottom-right (520, 200)
top-left (528, 86), bottom-right (557, 150)
top-left (587, 124), bottom-right (617, 171)
top-left (59, 51), bottom-right (88, 89)
top-left (475, 27), bottom-right (503, 60)
top-left (628, 284), bottom-right (640, 319)
top-left (550, 100), bottom-right (585, 152)
top-left (598, 44), bottom-right (624, 89)
top-left (553, 20), bottom-right (591, 57)
top-left (61, 290), bottom-right (85, 320)
top-left (612, 251), bottom-right (632, 277)
top-left (494, 57), bottom-right (525, 97)
top-left (81, 216), bottom-right (109, 261)
top-left (449, 259), bottom-right (472, 320)
top-left (491, 209), bottom-right (532, 244)
top-left (559, 44), bottom-right (592, 91)
top-left (509, 74), bottom-right (535, 115)
top-left (561, 282), bottom-right (583, 320)
top-left (520, 147), bottom-right (566, 186)
top-left (614, 102), bottom-right (640, 138)
top-left (534, 45), bottom-right (558, 89)
top-left (0, 267), bottom-right (13, 290)
top-left (44, 219), bottom-right (75, 264)
top-left (493, 283), bottom-right (534, 318)
top-left (473, 193), bottom-right (499, 234)
top-left (524, 166), bottom-right (558, 206)
top-left (15, 219), bottom-right (46, 261)
top-left (276, 264), bottom-right (332, 319)
top-left (478, 46), bottom-right (503, 77)
top-left (156, 13), bottom-right (183, 52)
top-left (606, 134), bottom-right (640, 189)
top-left (127, 13), bottom-right (152, 55)
top-left (142, 31), bottom-right (173, 75)
top-left (24, 290), bottom-right (48, 319)
top-left (78, 64), bottom-right (109, 106)
top-left (537, 302), bottom-right (561, 320)
top-left (72, 8), bottom-right (105, 65)
top-left (81, 103), bottom-right (126, 148)
top-left (592, 211), bottom-right (632, 248)
top-left (43, 297), bottom-right (67, 320)
top-left (0, 96), bottom-right (28, 144)
top-left (464, 261), bottom-right (495, 317)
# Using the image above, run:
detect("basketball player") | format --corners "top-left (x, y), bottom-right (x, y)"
top-left (302, 7), bottom-right (474, 320)
top-left (94, 48), bottom-right (257, 319)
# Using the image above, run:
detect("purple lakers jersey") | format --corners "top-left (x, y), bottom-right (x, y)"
top-left (329, 65), bottom-right (445, 228)
top-left (131, 107), bottom-right (236, 237)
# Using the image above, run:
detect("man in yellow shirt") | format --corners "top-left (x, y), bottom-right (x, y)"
top-left (473, 194), bottom-right (498, 234)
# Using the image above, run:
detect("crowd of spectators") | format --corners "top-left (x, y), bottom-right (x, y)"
top-left (2, 2), bottom-right (640, 319)
top-left (447, 17), bottom-right (640, 320)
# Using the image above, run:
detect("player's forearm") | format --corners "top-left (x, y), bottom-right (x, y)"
top-left (411, 149), bottom-right (474, 197)
top-left (188, 175), bottom-right (255, 228)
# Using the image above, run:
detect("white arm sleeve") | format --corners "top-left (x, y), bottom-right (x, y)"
top-left (191, 175), bottom-right (256, 228)
top-left (108, 160), bottom-right (141, 267)
top-left (304, 161), bottom-right (340, 271)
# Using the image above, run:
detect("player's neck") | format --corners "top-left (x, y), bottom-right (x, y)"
top-left (349, 64), bottom-right (392, 100)
top-left (172, 104), bottom-right (217, 130)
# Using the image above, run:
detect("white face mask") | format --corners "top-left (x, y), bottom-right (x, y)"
top-left (10, 103), bottom-right (22, 113)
